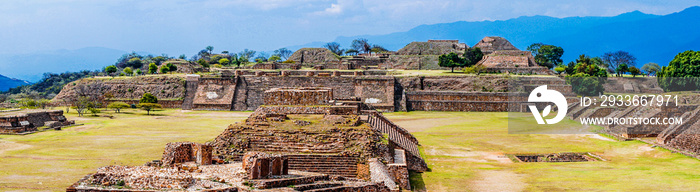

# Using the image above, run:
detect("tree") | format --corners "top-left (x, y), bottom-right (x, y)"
top-left (268, 55), bottom-right (281, 62)
top-left (126, 57), bottom-right (144, 69)
top-left (567, 73), bottom-right (605, 96)
top-left (351, 38), bottom-right (371, 54)
top-left (105, 65), bottom-right (117, 74)
top-left (617, 63), bottom-right (629, 76)
top-left (554, 65), bottom-right (566, 75)
top-left (438, 52), bottom-right (464, 73)
top-left (527, 43), bottom-right (564, 69)
top-left (197, 58), bottom-right (209, 68)
top-left (273, 48), bottom-right (292, 61)
top-left (657, 51), bottom-right (700, 91)
top-left (602, 51), bottom-right (637, 76)
top-left (140, 93), bottom-right (157, 104)
top-left (463, 47), bottom-right (484, 67)
top-left (324, 42), bottom-right (345, 56)
top-left (137, 103), bottom-right (161, 115)
top-left (574, 54), bottom-right (608, 77)
top-left (641, 62), bottom-right (661, 76)
top-left (135, 69), bottom-right (142, 75)
top-left (123, 67), bottom-right (133, 76)
top-left (107, 102), bottom-right (130, 113)
top-left (370, 45), bottom-right (388, 55)
top-left (88, 107), bottom-right (101, 116)
top-left (239, 49), bottom-right (256, 62)
top-left (206, 46), bottom-right (214, 54)
top-left (345, 49), bottom-right (359, 56)
top-left (629, 66), bottom-right (641, 77)
top-left (219, 58), bottom-right (230, 65)
top-left (179, 54), bottom-right (187, 59)
top-left (159, 65), bottom-right (170, 74)
top-left (165, 63), bottom-right (177, 72)
top-left (68, 83), bottom-right (104, 117)
top-left (148, 63), bottom-right (158, 74)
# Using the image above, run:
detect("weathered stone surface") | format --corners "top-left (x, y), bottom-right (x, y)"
top-left (242, 152), bottom-right (288, 179)
top-left (473, 36), bottom-right (520, 55)
top-left (0, 109), bottom-right (72, 134)
top-left (161, 142), bottom-right (212, 166)
top-left (288, 48), bottom-right (339, 64)
top-left (53, 76), bottom-right (186, 104)
top-left (396, 40), bottom-right (468, 55)
top-left (263, 87), bottom-right (333, 105)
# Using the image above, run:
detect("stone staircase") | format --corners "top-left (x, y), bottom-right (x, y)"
top-left (286, 155), bottom-right (359, 178)
top-left (243, 172), bottom-right (387, 192)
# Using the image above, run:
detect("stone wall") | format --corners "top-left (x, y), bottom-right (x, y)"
top-left (161, 142), bottom-right (212, 166)
top-left (382, 55), bottom-right (443, 70)
top-left (192, 77), bottom-right (238, 110)
top-left (484, 67), bottom-right (554, 75)
top-left (263, 87), bottom-right (333, 105)
top-left (242, 152), bottom-right (288, 179)
top-left (54, 76), bottom-right (186, 104)
top-left (1, 110), bottom-right (71, 134)
top-left (288, 48), bottom-right (339, 65)
top-left (105, 99), bottom-right (184, 109)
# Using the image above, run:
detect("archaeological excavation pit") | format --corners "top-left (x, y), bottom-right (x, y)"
top-left (510, 152), bottom-right (601, 163)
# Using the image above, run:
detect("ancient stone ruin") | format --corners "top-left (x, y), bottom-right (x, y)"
top-left (0, 109), bottom-right (74, 134)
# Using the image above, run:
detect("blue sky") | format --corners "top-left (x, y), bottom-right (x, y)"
top-left (1, 0), bottom-right (699, 56)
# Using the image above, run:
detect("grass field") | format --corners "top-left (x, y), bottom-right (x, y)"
top-left (2, 110), bottom-right (700, 191)
top-left (384, 111), bottom-right (700, 192)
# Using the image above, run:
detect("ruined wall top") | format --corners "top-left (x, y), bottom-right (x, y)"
top-left (473, 36), bottom-right (520, 55)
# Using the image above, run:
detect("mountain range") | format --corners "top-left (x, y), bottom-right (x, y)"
top-left (292, 6), bottom-right (700, 68)
top-left (1, 6), bottom-right (699, 88)
top-left (0, 74), bottom-right (30, 92)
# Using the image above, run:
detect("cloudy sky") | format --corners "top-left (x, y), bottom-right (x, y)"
top-left (1, 0), bottom-right (698, 56)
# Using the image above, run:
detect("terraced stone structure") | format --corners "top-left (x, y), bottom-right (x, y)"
top-left (0, 109), bottom-right (73, 134)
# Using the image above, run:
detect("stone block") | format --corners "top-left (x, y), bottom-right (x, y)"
top-left (243, 152), bottom-right (288, 179)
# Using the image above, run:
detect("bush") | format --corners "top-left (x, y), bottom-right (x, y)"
top-left (462, 65), bottom-right (486, 75)
top-left (140, 93), bottom-right (158, 104)
top-left (566, 73), bottom-right (605, 96)
top-left (148, 63), bottom-right (158, 74)
top-left (123, 67), bottom-right (133, 75)
top-left (212, 64), bottom-right (223, 68)
top-left (282, 60), bottom-right (295, 63)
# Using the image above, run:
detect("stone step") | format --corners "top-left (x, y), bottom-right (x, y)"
top-left (294, 182), bottom-right (344, 191)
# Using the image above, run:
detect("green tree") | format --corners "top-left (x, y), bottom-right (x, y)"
top-left (641, 62), bottom-right (661, 76)
top-left (268, 55), bottom-right (281, 63)
top-left (197, 58), bottom-right (209, 68)
top-left (629, 66), bottom-right (641, 77)
top-left (438, 52), bottom-right (464, 73)
top-left (159, 65), bottom-right (170, 74)
top-left (126, 57), bottom-right (144, 69)
top-left (206, 46), bottom-right (214, 54)
top-left (617, 63), bottom-right (629, 76)
top-left (137, 103), bottom-right (161, 115)
top-left (140, 93), bottom-right (158, 104)
top-left (554, 65), bottom-right (566, 75)
top-left (219, 58), bottom-right (231, 65)
top-left (602, 51), bottom-right (637, 76)
top-left (105, 65), bottom-right (117, 74)
top-left (463, 47), bottom-right (484, 66)
top-left (166, 63), bottom-right (177, 72)
top-left (657, 51), bottom-right (700, 91)
top-left (123, 67), bottom-right (133, 76)
top-left (273, 48), bottom-right (292, 61)
top-left (566, 73), bottom-right (605, 96)
top-left (178, 54), bottom-right (187, 59)
top-left (107, 102), bottom-right (130, 113)
top-left (527, 43), bottom-right (564, 69)
top-left (345, 49), bottom-right (359, 56)
top-left (148, 63), bottom-right (158, 74)
top-left (135, 69), bottom-right (142, 75)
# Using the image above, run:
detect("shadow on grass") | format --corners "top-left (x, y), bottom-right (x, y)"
top-left (410, 170), bottom-right (429, 192)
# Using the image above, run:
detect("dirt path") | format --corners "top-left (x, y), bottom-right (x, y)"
top-left (470, 170), bottom-right (525, 192)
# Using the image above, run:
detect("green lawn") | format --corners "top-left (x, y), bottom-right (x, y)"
top-left (2, 110), bottom-right (699, 191)
top-left (0, 109), bottom-right (250, 191)
top-left (384, 111), bottom-right (700, 192)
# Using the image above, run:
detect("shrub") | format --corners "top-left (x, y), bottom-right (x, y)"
top-left (463, 65), bottom-right (486, 75)
top-left (212, 64), bottom-right (223, 68)
top-left (566, 73), bottom-right (605, 96)
top-left (123, 67), bottom-right (133, 75)
top-left (282, 60), bottom-right (295, 64)
top-left (148, 63), bottom-right (158, 74)
top-left (140, 93), bottom-right (158, 104)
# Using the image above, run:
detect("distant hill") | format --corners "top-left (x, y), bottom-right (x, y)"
top-left (0, 47), bottom-right (127, 82)
top-left (292, 6), bottom-right (700, 66)
top-left (0, 74), bottom-right (30, 92)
